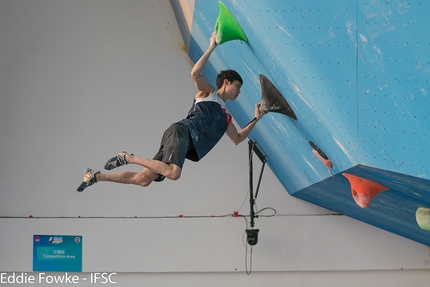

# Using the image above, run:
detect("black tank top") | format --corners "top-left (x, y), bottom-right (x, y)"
top-left (180, 95), bottom-right (232, 161)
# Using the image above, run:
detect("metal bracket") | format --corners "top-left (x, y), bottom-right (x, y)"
top-left (248, 140), bottom-right (267, 228)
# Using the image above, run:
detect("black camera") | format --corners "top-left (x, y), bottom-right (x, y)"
top-left (245, 229), bottom-right (259, 246)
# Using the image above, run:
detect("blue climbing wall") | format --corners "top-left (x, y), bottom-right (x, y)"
top-left (188, 0), bottom-right (430, 245)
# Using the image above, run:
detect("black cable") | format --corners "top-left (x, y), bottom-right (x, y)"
top-left (240, 215), bottom-right (253, 275)
top-left (245, 243), bottom-right (253, 275)
top-left (256, 206), bottom-right (277, 217)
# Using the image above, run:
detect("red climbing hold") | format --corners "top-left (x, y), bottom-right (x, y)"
top-left (342, 173), bottom-right (389, 208)
top-left (310, 141), bottom-right (332, 168)
top-left (312, 149), bottom-right (333, 168)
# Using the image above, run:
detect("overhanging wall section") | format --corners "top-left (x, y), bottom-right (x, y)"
top-left (189, 0), bottom-right (430, 245)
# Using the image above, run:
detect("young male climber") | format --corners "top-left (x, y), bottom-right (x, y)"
top-left (77, 32), bottom-right (265, 192)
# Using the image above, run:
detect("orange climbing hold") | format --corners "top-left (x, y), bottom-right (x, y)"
top-left (342, 173), bottom-right (389, 208)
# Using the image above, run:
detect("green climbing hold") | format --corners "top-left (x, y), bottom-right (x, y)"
top-left (416, 207), bottom-right (430, 231)
top-left (214, 1), bottom-right (248, 45)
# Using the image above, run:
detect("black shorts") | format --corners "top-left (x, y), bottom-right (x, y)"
top-left (152, 122), bottom-right (194, 181)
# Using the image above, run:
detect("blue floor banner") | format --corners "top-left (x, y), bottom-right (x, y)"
top-left (33, 235), bottom-right (82, 272)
